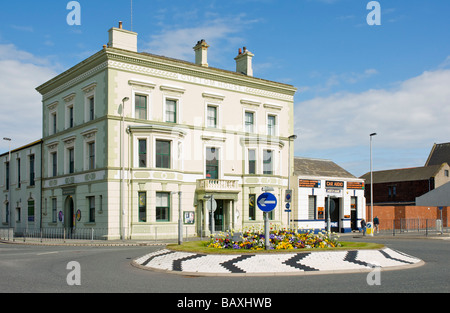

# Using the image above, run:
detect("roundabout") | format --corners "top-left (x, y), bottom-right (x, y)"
top-left (132, 246), bottom-right (424, 276)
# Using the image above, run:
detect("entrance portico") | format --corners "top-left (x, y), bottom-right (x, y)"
top-left (196, 179), bottom-right (239, 236)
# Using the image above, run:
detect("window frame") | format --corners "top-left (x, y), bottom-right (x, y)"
top-left (138, 191), bottom-right (147, 223)
top-left (156, 192), bottom-right (171, 222)
top-left (155, 139), bottom-right (171, 169)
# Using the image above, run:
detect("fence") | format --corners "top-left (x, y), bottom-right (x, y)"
top-left (0, 226), bottom-right (198, 243)
top-left (377, 218), bottom-right (448, 236)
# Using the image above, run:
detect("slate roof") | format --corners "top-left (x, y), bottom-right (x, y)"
top-left (360, 164), bottom-right (442, 184)
top-left (293, 157), bottom-right (356, 178)
top-left (425, 142), bottom-right (450, 166)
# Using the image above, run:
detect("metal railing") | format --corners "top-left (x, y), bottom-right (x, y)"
top-left (0, 225), bottom-right (198, 243)
top-left (376, 218), bottom-right (448, 236)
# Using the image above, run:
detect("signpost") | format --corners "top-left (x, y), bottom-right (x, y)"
top-left (257, 192), bottom-right (277, 250)
top-left (205, 195), bottom-right (216, 234)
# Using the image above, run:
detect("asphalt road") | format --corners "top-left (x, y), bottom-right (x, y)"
top-left (0, 237), bottom-right (449, 294)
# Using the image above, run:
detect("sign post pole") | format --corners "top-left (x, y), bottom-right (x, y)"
top-left (257, 191), bottom-right (277, 250)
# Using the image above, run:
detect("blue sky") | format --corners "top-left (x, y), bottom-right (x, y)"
top-left (1, 0), bottom-right (450, 177)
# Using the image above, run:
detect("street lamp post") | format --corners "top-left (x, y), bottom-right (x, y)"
top-left (369, 133), bottom-right (377, 236)
top-left (120, 97), bottom-right (129, 240)
top-left (287, 134), bottom-right (297, 230)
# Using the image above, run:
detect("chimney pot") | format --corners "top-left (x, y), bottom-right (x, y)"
top-left (119, 21), bottom-right (123, 29)
top-left (193, 39), bottom-right (210, 67)
top-left (234, 47), bottom-right (254, 76)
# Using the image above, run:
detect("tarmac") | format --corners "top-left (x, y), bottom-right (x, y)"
top-left (3, 231), bottom-right (448, 277)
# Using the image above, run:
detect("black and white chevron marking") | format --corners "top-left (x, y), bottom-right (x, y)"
top-left (134, 248), bottom-right (422, 275)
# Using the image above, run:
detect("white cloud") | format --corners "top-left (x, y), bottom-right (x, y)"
top-left (294, 69), bottom-right (450, 174)
top-left (143, 14), bottom-right (258, 65)
top-left (0, 44), bottom-right (56, 152)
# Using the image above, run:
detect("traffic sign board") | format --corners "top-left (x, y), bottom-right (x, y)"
top-left (257, 193), bottom-right (277, 212)
top-left (285, 189), bottom-right (292, 203)
top-left (206, 198), bottom-right (217, 212)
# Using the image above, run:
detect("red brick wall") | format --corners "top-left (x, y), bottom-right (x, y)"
top-left (365, 179), bottom-right (434, 204)
top-left (366, 205), bottom-right (448, 230)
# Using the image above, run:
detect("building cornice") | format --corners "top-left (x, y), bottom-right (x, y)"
top-left (36, 48), bottom-right (297, 102)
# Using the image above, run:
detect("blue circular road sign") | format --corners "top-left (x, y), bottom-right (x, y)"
top-left (257, 193), bottom-right (278, 212)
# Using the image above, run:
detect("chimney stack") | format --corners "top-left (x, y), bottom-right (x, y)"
top-left (193, 39), bottom-right (210, 67)
top-left (107, 21), bottom-right (138, 52)
top-left (234, 46), bottom-right (254, 76)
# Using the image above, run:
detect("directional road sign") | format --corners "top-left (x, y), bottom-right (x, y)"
top-left (257, 193), bottom-right (277, 212)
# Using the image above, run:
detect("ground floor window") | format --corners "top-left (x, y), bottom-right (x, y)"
top-left (308, 195), bottom-right (316, 220)
top-left (138, 192), bottom-right (147, 222)
top-left (249, 194), bottom-right (256, 220)
top-left (28, 200), bottom-right (35, 222)
top-left (88, 196), bottom-right (95, 222)
top-left (156, 192), bottom-right (170, 221)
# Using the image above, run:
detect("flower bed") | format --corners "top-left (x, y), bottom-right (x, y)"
top-left (207, 227), bottom-right (341, 250)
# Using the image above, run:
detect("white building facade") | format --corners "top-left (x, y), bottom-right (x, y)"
top-left (28, 23), bottom-right (297, 240)
top-left (291, 157), bottom-right (366, 233)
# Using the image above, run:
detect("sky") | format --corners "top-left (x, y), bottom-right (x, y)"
top-left (0, 0), bottom-right (449, 177)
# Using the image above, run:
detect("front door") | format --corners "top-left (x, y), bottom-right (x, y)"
top-left (325, 197), bottom-right (340, 232)
top-left (64, 196), bottom-right (75, 229)
top-left (214, 200), bottom-right (224, 232)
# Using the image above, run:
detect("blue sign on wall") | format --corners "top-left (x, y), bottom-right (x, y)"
top-left (257, 193), bottom-right (277, 212)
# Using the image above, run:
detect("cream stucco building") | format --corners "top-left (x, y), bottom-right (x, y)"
top-left (3, 23), bottom-right (297, 240)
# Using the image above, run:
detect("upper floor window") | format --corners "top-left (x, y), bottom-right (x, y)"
top-left (135, 94), bottom-right (147, 120)
top-left (138, 139), bottom-right (147, 168)
top-left (245, 111), bottom-right (254, 133)
top-left (267, 115), bottom-right (276, 136)
top-left (248, 149), bottom-right (256, 174)
top-left (263, 149), bottom-right (273, 175)
top-left (88, 96), bottom-right (95, 121)
top-left (156, 140), bottom-right (171, 169)
top-left (51, 112), bottom-right (57, 135)
top-left (68, 148), bottom-right (75, 174)
top-left (29, 154), bottom-right (35, 186)
top-left (207, 105), bottom-right (217, 128)
top-left (165, 99), bottom-right (177, 123)
top-left (5, 162), bottom-right (9, 190)
top-left (206, 147), bottom-right (219, 179)
top-left (88, 142), bottom-right (95, 170)
top-left (51, 152), bottom-right (57, 177)
top-left (17, 158), bottom-right (21, 189)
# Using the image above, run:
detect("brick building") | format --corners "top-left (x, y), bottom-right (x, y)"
top-left (361, 163), bottom-right (450, 205)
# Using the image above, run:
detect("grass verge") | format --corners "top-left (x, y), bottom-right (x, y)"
top-left (167, 240), bottom-right (384, 254)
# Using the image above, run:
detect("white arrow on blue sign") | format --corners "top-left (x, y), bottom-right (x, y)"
top-left (257, 193), bottom-right (278, 212)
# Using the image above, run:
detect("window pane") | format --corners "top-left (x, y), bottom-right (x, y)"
top-left (88, 143), bottom-right (95, 170)
top-left (206, 147), bottom-right (219, 179)
top-left (248, 150), bottom-right (256, 174)
top-left (268, 115), bottom-right (276, 135)
top-left (263, 150), bottom-right (273, 175)
top-left (89, 97), bottom-right (95, 121)
top-left (135, 95), bottom-right (147, 119)
top-left (139, 139), bottom-right (147, 168)
top-left (69, 148), bottom-right (74, 173)
top-left (156, 140), bottom-right (171, 169)
top-left (156, 192), bottom-right (170, 221)
top-left (166, 99), bottom-right (177, 123)
top-left (28, 200), bottom-right (35, 222)
top-left (245, 112), bottom-right (254, 133)
top-left (138, 192), bottom-right (146, 222)
top-left (29, 155), bottom-right (35, 186)
top-left (249, 194), bottom-right (255, 220)
top-left (207, 106), bottom-right (217, 128)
